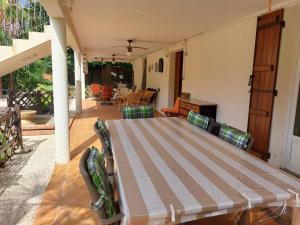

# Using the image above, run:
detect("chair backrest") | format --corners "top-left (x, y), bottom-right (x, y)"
top-left (79, 148), bottom-right (107, 219)
top-left (126, 92), bottom-right (141, 105)
top-left (94, 120), bottom-right (112, 157)
top-left (146, 88), bottom-right (157, 103)
top-left (173, 97), bottom-right (181, 112)
top-left (122, 105), bottom-right (154, 119)
top-left (91, 84), bottom-right (101, 96)
top-left (118, 83), bottom-right (127, 89)
top-left (142, 91), bottom-right (155, 105)
top-left (80, 148), bottom-right (122, 224)
top-left (119, 87), bottom-right (129, 96)
top-left (101, 85), bottom-right (113, 99)
top-left (219, 124), bottom-right (252, 151)
top-left (187, 111), bottom-right (211, 131)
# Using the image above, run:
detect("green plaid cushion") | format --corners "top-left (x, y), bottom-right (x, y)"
top-left (122, 105), bottom-right (154, 119)
top-left (97, 120), bottom-right (112, 156)
top-left (187, 111), bottom-right (210, 130)
top-left (219, 124), bottom-right (251, 150)
top-left (87, 147), bottom-right (117, 218)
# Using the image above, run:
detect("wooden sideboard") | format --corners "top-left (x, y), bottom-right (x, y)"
top-left (179, 99), bottom-right (217, 119)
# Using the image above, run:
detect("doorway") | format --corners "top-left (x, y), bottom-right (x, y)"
top-left (247, 9), bottom-right (285, 160)
top-left (174, 51), bottom-right (184, 101)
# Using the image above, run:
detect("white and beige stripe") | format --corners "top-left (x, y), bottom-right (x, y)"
top-left (108, 118), bottom-right (300, 225)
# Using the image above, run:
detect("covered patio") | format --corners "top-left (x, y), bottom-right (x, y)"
top-left (1, 0), bottom-right (300, 224)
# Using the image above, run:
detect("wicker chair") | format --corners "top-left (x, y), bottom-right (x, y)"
top-left (125, 92), bottom-right (141, 106)
top-left (79, 148), bottom-right (123, 225)
top-left (141, 91), bottom-right (155, 105)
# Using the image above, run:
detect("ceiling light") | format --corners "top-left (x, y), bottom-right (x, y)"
top-left (126, 51), bottom-right (132, 56)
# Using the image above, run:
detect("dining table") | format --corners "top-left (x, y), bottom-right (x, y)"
top-left (107, 117), bottom-right (300, 225)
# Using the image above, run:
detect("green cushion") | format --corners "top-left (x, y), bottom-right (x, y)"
top-left (97, 120), bottom-right (112, 156)
top-left (219, 124), bottom-right (251, 150)
top-left (122, 105), bottom-right (154, 119)
top-left (87, 147), bottom-right (117, 218)
top-left (187, 111), bottom-right (210, 130)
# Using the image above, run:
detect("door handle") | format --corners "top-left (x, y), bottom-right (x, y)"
top-left (248, 74), bottom-right (254, 93)
top-left (248, 74), bottom-right (254, 86)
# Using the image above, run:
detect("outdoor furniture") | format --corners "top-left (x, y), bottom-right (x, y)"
top-left (100, 85), bottom-right (113, 105)
top-left (146, 88), bottom-right (157, 105)
top-left (219, 123), bottom-right (253, 152)
top-left (0, 105), bottom-right (27, 167)
top-left (161, 97), bottom-right (180, 117)
top-left (117, 88), bottom-right (131, 111)
top-left (179, 98), bottom-right (218, 119)
top-left (91, 83), bottom-right (102, 97)
top-left (79, 147), bottom-right (122, 225)
top-left (140, 90), bottom-right (155, 105)
top-left (121, 105), bottom-right (154, 119)
top-left (187, 110), bottom-right (214, 132)
top-left (125, 92), bottom-right (141, 106)
top-left (107, 117), bottom-right (300, 225)
top-left (94, 119), bottom-right (115, 188)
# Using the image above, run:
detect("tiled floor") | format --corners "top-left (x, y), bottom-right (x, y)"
top-left (33, 100), bottom-right (283, 225)
top-left (33, 100), bottom-right (163, 225)
top-left (33, 100), bottom-right (122, 225)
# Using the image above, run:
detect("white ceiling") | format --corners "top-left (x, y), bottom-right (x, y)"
top-left (70, 0), bottom-right (286, 61)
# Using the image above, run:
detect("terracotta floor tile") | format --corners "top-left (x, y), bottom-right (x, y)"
top-left (33, 100), bottom-right (125, 225)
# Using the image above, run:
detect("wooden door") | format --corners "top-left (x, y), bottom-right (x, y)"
top-left (174, 51), bottom-right (184, 100)
top-left (248, 9), bottom-right (285, 160)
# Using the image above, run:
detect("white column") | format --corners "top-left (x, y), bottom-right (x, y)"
top-left (81, 55), bottom-right (86, 100)
top-left (50, 17), bottom-right (70, 164)
top-left (74, 50), bottom-right (82, 113)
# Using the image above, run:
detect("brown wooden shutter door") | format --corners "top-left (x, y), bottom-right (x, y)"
top-left (248, 9), bottom-right (285, 160)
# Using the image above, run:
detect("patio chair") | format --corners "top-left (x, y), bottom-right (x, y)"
top-left (117, 88), bottom-right (131, 111)
top-left (91, 83), bottom-right (102, 98)
top-left (161, 97), bottom-right (180, 117)
top-left (100, 85), bottom-right (113, 105)
top-left (79, 147), bottom-right (123, 225)
top-left (125, 92), bottom-right (141, 106)
top-left (121, 105), bottom-right (154, 119)
top-left (218, 123), bottom-right (253, 152)
top-left (187, 110), bottom-right (214, 132)
top-left (141, 90), bottom-right (155, 105)
top-left (94, 119), bottom-right (115, 188)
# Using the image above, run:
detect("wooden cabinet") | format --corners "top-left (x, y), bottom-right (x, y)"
top-left (179, 99), bottom-right (217, 119)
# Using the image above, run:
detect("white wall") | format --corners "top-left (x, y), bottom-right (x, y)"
top-left (145, 50), bottom-right (170, 110)
top-left (133, 6), bottom-right (300, 168)
top-left (183, 18), bottom-right (257, 130)
top-left (133, 57), bottom-right (144, 90)
top-left (269, 6), bottom-right (300, 166)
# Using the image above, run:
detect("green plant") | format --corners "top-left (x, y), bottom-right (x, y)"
top-left (12, 59), bottom-right (51, 91)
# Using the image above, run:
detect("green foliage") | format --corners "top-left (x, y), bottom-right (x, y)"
top-left (12, 59), bottom-right (51, 91)
top-left (36, 83), bottom-right (53, 92)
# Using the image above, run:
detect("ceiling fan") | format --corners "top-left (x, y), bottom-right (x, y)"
top-left (113, 40), bottom-right (148, 56)
top-left (94, 54), bottom-right (128, 64)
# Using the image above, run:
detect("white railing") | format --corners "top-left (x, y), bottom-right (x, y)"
top-left (0, 0), bottom-right (49, 46)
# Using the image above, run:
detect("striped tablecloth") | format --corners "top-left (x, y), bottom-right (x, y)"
top-left (108, 117), bottom-right (300, 225)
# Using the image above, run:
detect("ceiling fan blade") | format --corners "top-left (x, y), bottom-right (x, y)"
top-left (112, 46), bottom-right (127, 48)
top-left (132, 46), bottom-right (148, 50)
